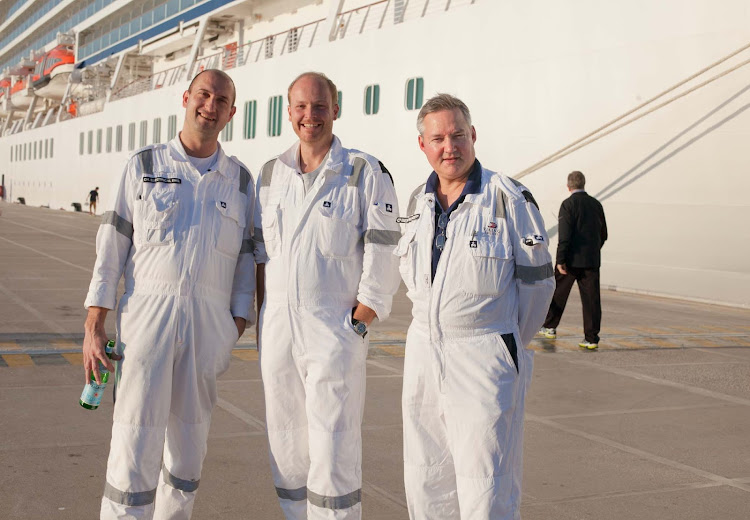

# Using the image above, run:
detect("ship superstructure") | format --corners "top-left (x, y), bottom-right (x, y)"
top-left (0, 0), bottom-right (748, 307)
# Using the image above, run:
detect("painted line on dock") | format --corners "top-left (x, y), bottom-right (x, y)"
top-left (0, 235), bottom-right (91, 273)
top-left (1, 219), bottom-right (96, 246)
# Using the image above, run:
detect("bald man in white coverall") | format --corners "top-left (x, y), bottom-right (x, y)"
top-left (254, 72), bottom-right (401, 520)
top-left (82, 69), bottom-right (256, 519)
top-left (396, 94), bottom-right (554, 519)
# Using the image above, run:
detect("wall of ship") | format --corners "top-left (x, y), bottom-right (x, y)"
top-left (1, 0), bottom-right (749, 307)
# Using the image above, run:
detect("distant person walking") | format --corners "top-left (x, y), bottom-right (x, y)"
top-left (539, 171), bottom-right (607, 349)
top-left (88, 187), bottom-right (99, 215)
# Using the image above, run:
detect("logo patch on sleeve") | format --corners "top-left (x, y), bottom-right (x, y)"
top-left (323, 201), bottom-right (332, 208)
top-left (469, 240), bottom-right (478, 248)
top-left (385, 203), bottom-right (393, 213)
top-left (220, 201), bottom-right (227, 208)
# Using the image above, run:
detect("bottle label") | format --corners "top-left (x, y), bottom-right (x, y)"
top-left (80, 382), bottom-right (106, 406)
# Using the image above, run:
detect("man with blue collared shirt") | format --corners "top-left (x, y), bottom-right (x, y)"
top-left (395, 93), bottom-right (554, 519)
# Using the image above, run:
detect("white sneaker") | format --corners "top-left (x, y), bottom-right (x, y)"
top-left (538, 327), bottom-right (556, 339)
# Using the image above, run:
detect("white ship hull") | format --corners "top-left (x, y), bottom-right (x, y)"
top-left (1, 0), bottom-right (749, 307)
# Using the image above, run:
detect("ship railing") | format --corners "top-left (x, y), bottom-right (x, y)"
top-left (331, 0), bottom-right (476, 39)
top-left (110, 63), bottom-right (188, 101)
top-left (232, 17), bottom-right (326, 67)
top-left (46, 0), bottom-right (476, 105)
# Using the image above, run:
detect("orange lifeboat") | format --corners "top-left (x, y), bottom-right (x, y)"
top-left (32, 44), bottom-right (75, 101)
top-left (0, 77), bottom-right (11, 117)
top-left (7, 57), bottom-right (35, 110)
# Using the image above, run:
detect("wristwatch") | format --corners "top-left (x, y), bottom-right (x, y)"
top-left (351, 316), bottom-right (368, 338)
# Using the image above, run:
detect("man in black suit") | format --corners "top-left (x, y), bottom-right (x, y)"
top-left (539, 171), bottom-right (607, 349)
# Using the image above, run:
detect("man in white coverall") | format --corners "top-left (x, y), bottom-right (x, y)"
top-left (254, 72), bottom-right (401, 519)
top-left (395, 94), bottom-right (554, 519)
top-left (82, 69), bottom-right (255, 519)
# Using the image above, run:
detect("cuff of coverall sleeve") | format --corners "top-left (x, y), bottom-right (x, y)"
top-left (84, 288), bottom-right (117, 311)
top-left (230, 297), bottom-right (255, 325)
top-left (357, 293), bottom-right (390, 323)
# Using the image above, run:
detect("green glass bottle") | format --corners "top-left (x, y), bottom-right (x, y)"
top-left (79, 340), bottom-right (116, 410)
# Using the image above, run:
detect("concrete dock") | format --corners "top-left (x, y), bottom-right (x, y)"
top-left (1, 201), bottom-right (749, 519)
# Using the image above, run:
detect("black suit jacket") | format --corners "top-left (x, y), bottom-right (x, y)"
top-left (556, 191), bottom-right (607, 268)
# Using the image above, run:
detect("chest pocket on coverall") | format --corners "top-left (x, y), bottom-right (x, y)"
top-left (261, 204), bottom-right (282, 259)
top-left (316, 200), bottom-right (358, 259)
top-left (214, 192), bottom-right (246, 257)
top-left (134, 187), bottom-right (178, 247)
top-left (466, 234), bottom-right (513, 296)
top-left (394, 223), bottom-right (419, 293)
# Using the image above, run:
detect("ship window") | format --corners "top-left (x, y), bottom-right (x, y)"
top-left (153, 118), bottom-right (161, 144)
top-left (106, 127), bottom-right (113, 153)
top-left (9, 146), bottom-right (12, 162)
top-left (221, 118), bottom-right (234, 142)
top-left (153, 4), bottom-right (166, 24)
top-left (405, 77), bottom-right (424, 111)
top-left (267, 95), bottom-right (283, 137)
top-left (33, 141), bottom-right (37, 160)
top-left (128, 123), bottom-right (136, 151)
top-left (243, 100), bottom-right (257, 139)
top-left (139, 120), bottom-right (148, 147)
top-left (24, 143), bottom-right (27, 161)
top-left (167, 115), bottom-right (177, 140)
top-left (88, 131), bottom-right (93, 154)
top-left (130, 18), bottom-right (140, 36)
top-left (97, 129), bottom-right (103, 154)
top-left (44, 140), bottom-right (48, 159)
top-left (166, 0), bottom-right (179, 17)
top-left (50, 138), bottom-right (54, 158)
top-left (80, 133), bottom-right (84, 155)
top-left (364, 84), bottom-right (380, 115)
top-left (337, 91), bottom-right (343, 118)
top-left (116, 125), bottom-right (123, 152)
top-left (265, 36), bottom-right (275, 59)
top-left (140, 10), bottom-right (153, 31)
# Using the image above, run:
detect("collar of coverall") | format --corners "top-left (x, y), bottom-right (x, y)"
top-left (168, 136), bottom-right (232, 178)
top-left (277, 134), bottom-right (345, 176)
top-left (425, 158), bottom-right (483, 200)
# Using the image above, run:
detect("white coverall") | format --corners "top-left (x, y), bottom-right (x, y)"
top-left (395, 165), bottom-right (554, 519)
top-left (254, 136), bottom-right (401, 519)
top-left (85, 137), bottom-right (256, 519)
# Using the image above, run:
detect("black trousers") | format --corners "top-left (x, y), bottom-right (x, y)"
top-left (543, 266), bottom-right (601, 343)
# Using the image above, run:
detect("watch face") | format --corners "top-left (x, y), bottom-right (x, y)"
top-left (353, 321), bottom-right (367, 335)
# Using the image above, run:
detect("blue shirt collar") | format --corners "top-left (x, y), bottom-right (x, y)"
top-left (425, 159), bottom-right (482, 197)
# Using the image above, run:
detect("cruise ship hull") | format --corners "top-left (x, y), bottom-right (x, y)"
top-left (1, 0), bottom-right (749, 307)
